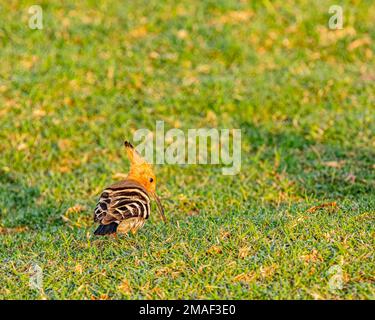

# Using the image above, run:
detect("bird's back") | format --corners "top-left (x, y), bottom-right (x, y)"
top-left (93, 179), bottom-right (151, 235)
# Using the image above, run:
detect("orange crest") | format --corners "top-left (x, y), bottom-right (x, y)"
top-left (124, 141), bottom-right (156, 193)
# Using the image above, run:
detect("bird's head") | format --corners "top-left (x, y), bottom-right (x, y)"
top-left (124, 141), bottom-right (166, 222)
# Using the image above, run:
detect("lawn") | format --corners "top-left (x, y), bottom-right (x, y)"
top-left (0, 0), bottom-right (374, 299)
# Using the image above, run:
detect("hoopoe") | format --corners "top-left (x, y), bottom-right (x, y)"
top-left (94, 141), bottom-right (166, 236)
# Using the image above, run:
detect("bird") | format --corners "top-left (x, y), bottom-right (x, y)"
top-left (93, 141), bottom-right (166, 236)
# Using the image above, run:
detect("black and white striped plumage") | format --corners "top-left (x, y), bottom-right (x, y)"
top-left (94, 179), bottom-right (151, 235)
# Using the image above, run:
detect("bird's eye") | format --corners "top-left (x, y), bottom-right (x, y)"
top-left (149, 178), bottom-right (154, 183)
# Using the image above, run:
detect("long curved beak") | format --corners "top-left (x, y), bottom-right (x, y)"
top-left (151, 191), bottom-right (166, 223)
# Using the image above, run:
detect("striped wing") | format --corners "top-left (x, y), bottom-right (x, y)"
top-left (94, 180), bottom-right (150, 226)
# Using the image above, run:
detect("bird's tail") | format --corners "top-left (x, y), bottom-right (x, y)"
top-left (94, 222), bottom-right (118, 236)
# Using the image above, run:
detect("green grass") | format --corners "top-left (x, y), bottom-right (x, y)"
top-left (1, 0), bottom-right (374, 299)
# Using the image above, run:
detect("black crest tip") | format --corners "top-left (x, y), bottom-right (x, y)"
top-left (124, 141), bottom-right (134, 149)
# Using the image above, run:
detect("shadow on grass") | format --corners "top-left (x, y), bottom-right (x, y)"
top-left (0, 169), bottom-right (64, 230)
top-left (241, 121), bottom-right (374, 199)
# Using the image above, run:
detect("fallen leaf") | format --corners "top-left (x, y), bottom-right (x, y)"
top-left (220, 230), bottom-right (231, 240)
top-left (323, 161), bottom-right (345, 168)
top-left (210, 10), bottom-right (254, 25)
top-left (233, 272), bottom-right (257, 283)
top-left (205, 110), bottom-right (218, 126)
top-left (307, 202), bottom-right (338, 213)
top-left (187, 209), bottom-right (199, 216)
top-left (196, 64), bottom-right (211, 74)
top-left (260, 264), bottom-right (277, 278)
top-left (66, 204), bottom-right (86, 214)
top-left (176, 29), bottom-right (188, 39)
top-left (149, 51), bottom-right (160, 59)
top-left (348, 37), bottom-right (371, 51)
top-left (21, 55), bottom-right (38, 70)
top-left (58, 166), bottom-right (71, 173)
top-left (197, 264), bottom-right (211, 274)
top-left (309, 267), bottom-right (316, 275)
top-left (207, 245), bottom-right (222, 255)
top-left (147, 287), bottom-right (165, 299)
top-left (155, 267), bottom-right (181, 279)
top-left (238, 247), bottom-right (250, 259)
top-left (0, 226), bottom-right (28, 235)
top-left (74, 264), bottom-right (83, 274)
top-left (57, 139), bottom-right (72, 151)
top-left (300, 249), bottom-right (323, 265)
top-left (32, 109), bottom-right (46, 118)
top-left (128, 26), bottom-right (148, 39)
top-left (118, 279), bottom-right (132, 295)
top-left (17, 143), bottom-right (27, 151)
